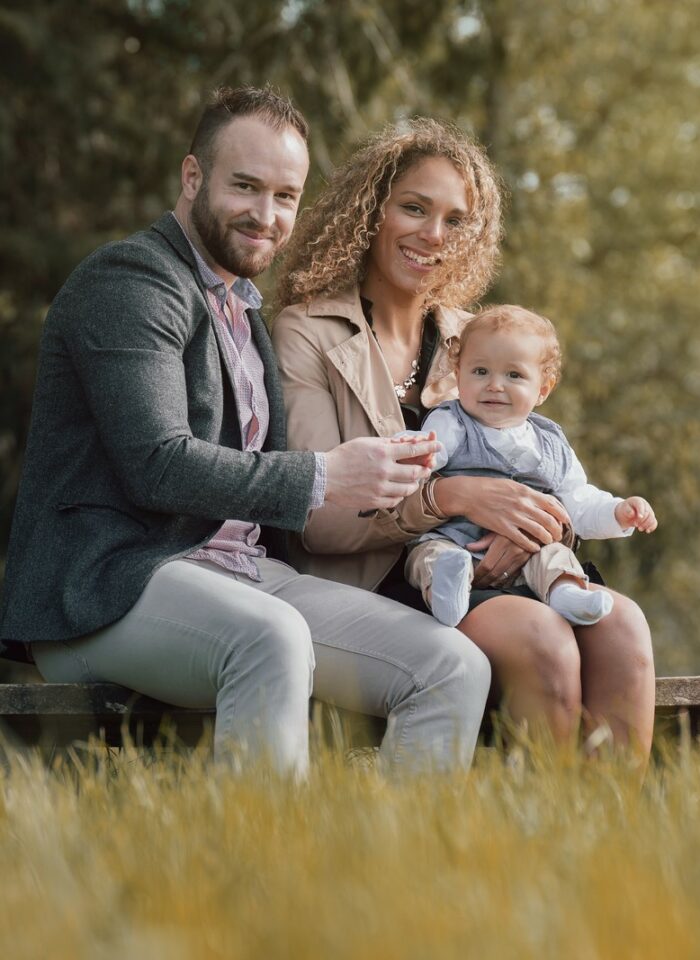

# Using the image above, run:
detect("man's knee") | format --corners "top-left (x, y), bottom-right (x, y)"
top-left (224, 599), bottom-right (314, 681)
top-left (423, 631), bottom-right (492, 709)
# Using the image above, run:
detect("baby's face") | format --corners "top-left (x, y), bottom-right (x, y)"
top-left (457, 327), bottom-right (550, 428)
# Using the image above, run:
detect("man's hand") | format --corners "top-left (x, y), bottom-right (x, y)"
top-left (324, 436), bottom-right (441, 510)
top-left (434, 476), bottom-right (570, 551)
top-left (615, 496), bottom-right (657, 533)
top-left (468, 533), bottom-right (534, 588)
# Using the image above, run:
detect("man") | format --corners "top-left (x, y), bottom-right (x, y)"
top-left (0, 87), bottom-right (490, 775)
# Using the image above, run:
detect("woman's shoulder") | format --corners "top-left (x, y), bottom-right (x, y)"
top-left (273, 287), bottom-right (365, 345)
top-left (433, 304), bottom-right (474, 341)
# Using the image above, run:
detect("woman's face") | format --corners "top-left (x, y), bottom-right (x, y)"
top-left (363, 156), bottom-right (469, 303)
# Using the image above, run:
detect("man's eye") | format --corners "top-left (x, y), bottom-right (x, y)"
top-left (234, 182), bottom-right (254, 191)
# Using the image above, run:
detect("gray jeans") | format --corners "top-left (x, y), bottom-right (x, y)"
top-left (33, 558), bottom-right (490, 777)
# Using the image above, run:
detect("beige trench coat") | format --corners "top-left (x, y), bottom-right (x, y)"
top-left (272, 287), bottom-right (472, 591)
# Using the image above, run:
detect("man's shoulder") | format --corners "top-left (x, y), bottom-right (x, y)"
top-left (58, 215), bottom-right (197, 308)
top-left (83, 214), bottom-right (189, 273)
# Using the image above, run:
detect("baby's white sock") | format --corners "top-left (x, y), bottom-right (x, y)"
top-left (549, 582), bottom-right (614, 626)
top-left (430, 550), bottom-right (473, 628)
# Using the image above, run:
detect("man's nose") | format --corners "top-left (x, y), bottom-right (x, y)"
top-left (249, 194), bottom-right (275, 230)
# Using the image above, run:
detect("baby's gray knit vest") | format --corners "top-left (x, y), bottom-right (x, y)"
top-left (417, 400), bottom-right (573, 549)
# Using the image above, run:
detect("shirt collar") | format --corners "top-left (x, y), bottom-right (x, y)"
top-left (170, 211), bottom-right (263, 312)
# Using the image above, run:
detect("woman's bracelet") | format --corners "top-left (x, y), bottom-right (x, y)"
top-left (422, 477), bottom-right (449, 520)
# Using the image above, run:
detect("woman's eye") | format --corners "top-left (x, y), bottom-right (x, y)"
top-left (402, 203), bottom-right (424, 215)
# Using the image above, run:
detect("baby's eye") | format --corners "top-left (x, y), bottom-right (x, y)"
top-left (507, 371), bottom-right (523, 380)
top-left (472, 367), bottom-right (488, 376)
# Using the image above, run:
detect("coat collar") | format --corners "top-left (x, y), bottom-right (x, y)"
top-left (151, 212), bottom-right (196, 267)
top-left (306, 286), bottom-right (467, 343)
top-left (306, 287), bottom-right (469, 432)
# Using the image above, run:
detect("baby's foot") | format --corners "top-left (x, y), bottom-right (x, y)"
top-left (549, 583), bottom-right (614, 626)
top-left (431, 550), bottom-right (473, 627)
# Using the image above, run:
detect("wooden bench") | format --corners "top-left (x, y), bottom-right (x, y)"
top-left (1, 677), bottom-right (699, 751)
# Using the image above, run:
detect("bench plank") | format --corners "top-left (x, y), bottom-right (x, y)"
top-left (654, 676), bottom-right (700, 708)
top-left (0, 678), bottom-right (698, 750)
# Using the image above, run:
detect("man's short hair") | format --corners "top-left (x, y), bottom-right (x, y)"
top-left (189, 84), bottom-right (309, 175)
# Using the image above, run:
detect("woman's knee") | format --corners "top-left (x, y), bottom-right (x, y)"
top-left (519, 611), bottom-right (581, 706)
top-left (465, 600), bottom-right (582, 712)
top-left (582, 591), bottom-right (655, 682)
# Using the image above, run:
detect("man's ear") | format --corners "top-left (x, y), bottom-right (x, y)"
top-left (536, 376), bottom-right (555, 406)
top-left (181, 154), bottom-right (203, 201)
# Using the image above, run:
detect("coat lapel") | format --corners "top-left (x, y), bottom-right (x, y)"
top-left (309, 290), bottom-right (405, 437)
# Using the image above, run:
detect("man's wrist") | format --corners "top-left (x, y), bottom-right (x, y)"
top-left (309, 452), bottom-right (327, 509)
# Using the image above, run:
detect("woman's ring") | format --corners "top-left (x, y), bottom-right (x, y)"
top-left (501, 571), bottom-right (509, 580)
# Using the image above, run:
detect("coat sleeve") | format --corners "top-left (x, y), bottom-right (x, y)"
top-left (272, 303), bottom-right (441, 555)
top-left (63, 240), bottom-right (316, 531)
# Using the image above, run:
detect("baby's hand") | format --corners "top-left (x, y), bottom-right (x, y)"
top-left (615, 497), bottom-right (657, 533)
top-left (392, 430), bottom-right (445, 469)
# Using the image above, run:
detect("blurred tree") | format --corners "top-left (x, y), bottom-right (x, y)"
top-left (1, 0), bottom-right (697, 670)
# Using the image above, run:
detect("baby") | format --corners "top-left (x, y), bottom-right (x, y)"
top-left (405, 304), bottom-right (657, 628)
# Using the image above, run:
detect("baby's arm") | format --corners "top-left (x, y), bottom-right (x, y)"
top-left (556, 449), bottom-right (654, 539)
top-left (614, 497), bottom-right (657, 533)
top-left (420, 407), bottom-right (465, 471)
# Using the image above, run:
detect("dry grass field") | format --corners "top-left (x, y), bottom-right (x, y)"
top-left (1, 726), bottom-right (699, 960)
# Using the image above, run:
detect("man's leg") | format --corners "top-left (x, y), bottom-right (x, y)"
top-left (238, 559), bottom-right (491, 773)
top-left (32, 559), bottom-right (314, 775)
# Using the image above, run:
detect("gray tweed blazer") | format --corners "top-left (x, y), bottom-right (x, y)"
top-left (0, 213), bottom-right (317, 645)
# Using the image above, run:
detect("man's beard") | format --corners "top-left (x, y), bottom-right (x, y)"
top-left (191, 180), bottom-right (280, 278)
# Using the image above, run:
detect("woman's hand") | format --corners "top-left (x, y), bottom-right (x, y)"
top-left (433, 476), bottom-right (569, 551)
top-left (467, 533), bottom-right (533, 587)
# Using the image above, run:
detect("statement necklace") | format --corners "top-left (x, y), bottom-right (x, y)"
top-left (371, 320), bottom-right (424, 401)
top-left (394, 358), bottom-right (420, 400)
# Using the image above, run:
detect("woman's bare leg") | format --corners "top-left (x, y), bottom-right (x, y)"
top-left (574, 586), bottom-right (655, 759)
top-left (459, 596), bottom-right (581, 742)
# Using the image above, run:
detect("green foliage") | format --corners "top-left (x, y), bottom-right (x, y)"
top-left (1, 0), bottom-right (698, 669)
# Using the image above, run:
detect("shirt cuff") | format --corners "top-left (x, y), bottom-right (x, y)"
top-left (309, 452), bottom-right (327, 510)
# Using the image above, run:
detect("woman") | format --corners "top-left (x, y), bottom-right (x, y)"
top-left (273, 118), bottom-right (655, 757)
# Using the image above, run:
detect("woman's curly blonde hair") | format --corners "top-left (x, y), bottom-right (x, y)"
top-left (276, 117), bottom-right (504, 310)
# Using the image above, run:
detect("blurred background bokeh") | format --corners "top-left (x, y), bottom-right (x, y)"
top-left (1, 0), bottom-right (698, 672)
